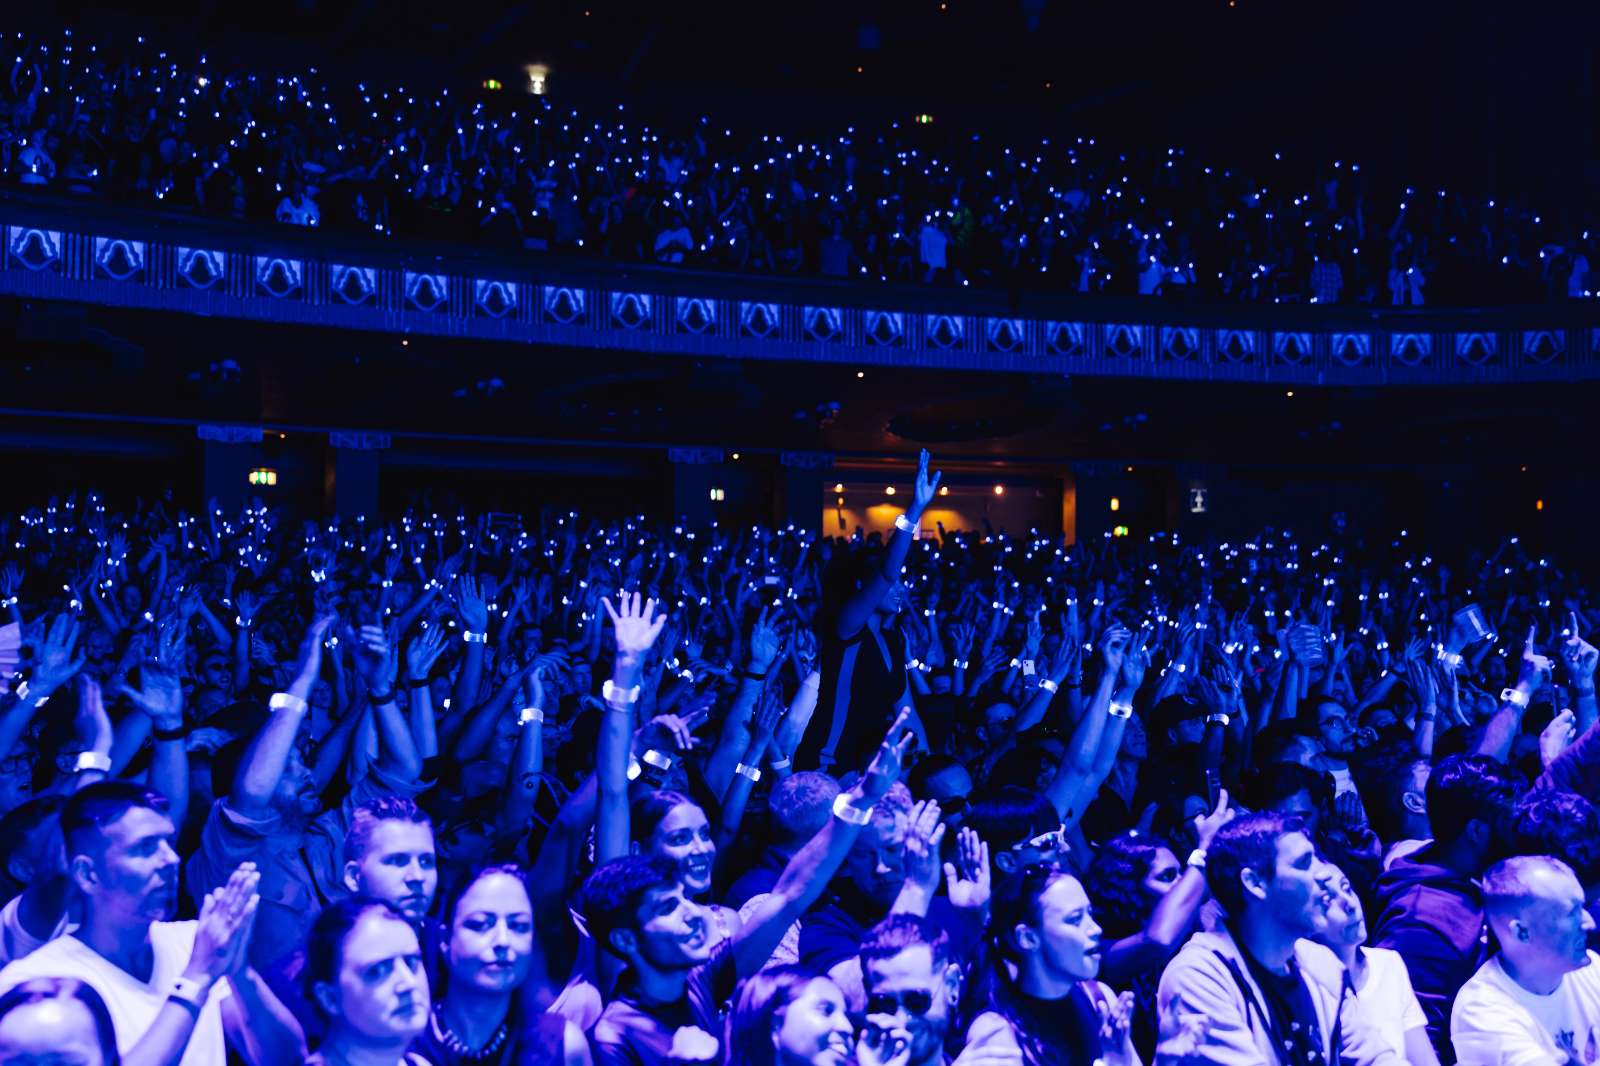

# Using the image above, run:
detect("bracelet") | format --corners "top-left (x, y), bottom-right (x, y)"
top-left (832, 792), bottom-right (875, 826)
top-left (74, 751), bottom-right (112, 774)
top-left (740, 668), bottom-right (769, 682)
top-left (518, 706), bottom-right (544, 726)
top-left (1437, 649), bottom-right (1463, 669)
top-left (642, 749), bottom-right (674, 771)
top-left (894, 514), bottom-right (915, 534)
top-left (368, 689), bottom-right (395, 705)
top-left (381, 579), bottom-right (394, 589)
top-left (1418, 711), bottom-right (1438, 722)
top-left (153, 723), bottom-right (189, 743)
top-left (1186, 848), bottom-right (1208, 870)
top-left (769, 757), bottom-right (792, 770)
top-left (906, 659), bottom-right (922, 671)
top-left (953, 659), bottom-right (970, 670)
top-left (603, 680), bottom-right (641, 706)
top-left (407, 678), bottom-right (432, 690)
top-left (1039, 678), bottom-right (1059, 694)
top-left (1500, 687), bottom-right (1530, 709)
top-left (1206, 712), bottom-right (1231, 727)
top-left (462, 631), bottom-right (488, 645)
top-left (269, 692), bottom-right (308, 715)
top-left (735, 762), bottom-right (762, 783)
top-left (1108, 700), bottom-right (1134, 719)
top-left (235, 616), bottom-right (253, 628)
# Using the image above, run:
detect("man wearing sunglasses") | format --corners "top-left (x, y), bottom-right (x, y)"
top-left (860, 915), bottom-right (1016, 1066)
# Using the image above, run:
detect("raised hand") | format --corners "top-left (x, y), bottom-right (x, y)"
top-left (1520, 625), bottom-right (1554, 689)
top-left (1099, 624), bottom-right (1133, 676)
top-left (1563, 613), bottom-right (1598, 688)
top-left (1541, 707), bottom-right (1578, 769)
top-left (859, 707), bottom-right (917, 801)
top-left (857, 1020), bottom-right (912, 1066)
top-left (74, 675), bottom-right (114, 759)
top-left (748, 688), bottom-right (785, 747)
top-left (602, 589), bottom-right (668, 661)
top-left (404, 624), bottom-right (446, 681)
top-left (119, 664), bottom-right (184, 731)
top-left (943, 827), bottom-right (992, 912)
top-left (290, 614), bottom-right (337, 695)
top-left (909, 449), bottom-right (943, 520)
top-left (1192, 787), bottom-right (1235, 851)
top-left (900, 799), bottom-right (946, 897)
top-left (748, 606), bottom-right (782, 671)
top-left (1118, 628), bottom-right (1152, 692)
top-left (1096, 991), bottom-right (1139, 1066)
top-left (351, 625), bottom-right (398, 694)
top-left (456, 575), bottom-right (489, 633)
top-left (32, 614), bottom-right (86, 692)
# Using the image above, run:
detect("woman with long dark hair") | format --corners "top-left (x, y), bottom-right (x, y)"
top-left (0, 977), bottom-right (121, 1065)
top-left (411, 865), bottom-right (589, 1066)
top-left (1082, 791), bottom-right (1233, 1061)
top-left (631, 790), bottom-right (741, 946)
top-left (964, 865), bottom-right (1142, 1066)
top-left (723, 966), bottom-right (855, 1066)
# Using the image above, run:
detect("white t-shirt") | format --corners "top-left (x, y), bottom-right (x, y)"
top-left (0, 922), bottom-right (232, 1066)
top-left (0, 894), bottom-right (76, 967)
top-left (1452, 950), bottom-right (1600, 1065)
top-left (1355, 946), bottom-right (1427, 1058)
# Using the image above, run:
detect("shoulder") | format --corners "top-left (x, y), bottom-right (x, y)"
top-left (0, 935), bottom-right (91, 991)
top-left (965, 1011), bottom-right (1020, 1050)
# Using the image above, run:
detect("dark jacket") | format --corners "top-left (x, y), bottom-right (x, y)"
top-left (1369, 846), bottom-right (1487, 1064)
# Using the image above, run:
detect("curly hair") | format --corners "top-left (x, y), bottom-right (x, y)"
top-left (1509, 790), bottom-right (1600, 885)
top-left (1083, 833), bottom-right (1168, 940)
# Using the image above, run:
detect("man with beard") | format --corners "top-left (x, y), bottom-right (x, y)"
top-left (186, 618), bottom-right (426, 970)
top-left (860, 915), bottom-right (1019, 1066)
top-left (0, 782), bottom-right (304, 1065)
top-left (1157, 812), bottom-right (1403, 1064)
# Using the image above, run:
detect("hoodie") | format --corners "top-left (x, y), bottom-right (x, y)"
top-left (1155, 926), bottom-right (1402, 1065)
top-left (1369, 844), bottom-right (1488, 1064)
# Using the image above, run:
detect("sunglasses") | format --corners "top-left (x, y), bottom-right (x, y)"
top-left (866, 990), bottom-right (935, 1017)
top-left (1012, 824), bottom-right (1069, 853)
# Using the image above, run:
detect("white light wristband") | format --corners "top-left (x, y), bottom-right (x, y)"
top-left (74, 751), bottom-right (112, 774)
top-left (462, 631), bottom-right (488, 645)
top-left (735, 762), bottom-right (762, 783)
top-left (603, 680), bottom-right (641, 706)
top-left (1500, 687), bottom-right (1530, 709)
top-left (1108, 700), bottom-right (1134, 719)
top-left (269, 692), bottom-right (308, 715)
top-left (1039, 678), bottom-right (1059, 693)
top-left (518, 706), bottom-right (544, 726)
top-left (832, 792), bottom-right (876, 825)
top-left (894, 514), bottom-right (915, 534)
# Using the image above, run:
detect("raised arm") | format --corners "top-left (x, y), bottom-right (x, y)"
top-left (0, 614), bottom-right (84, 762)
top-left (835, 451), bottom-right (940, 640)
top-left (596, 591), bottom-right (667, 864)
top-left (1562, 614), bottom-right (1599, 736)
top-left (1475, 625), bottom-right (1549, 762)
top-left (231, 615), bottom-right (333, 816)
top-left (351, 625), bottom-right (423, 782)
top-left (733, 709), bottom-right (916, 977)
top-left (119, 666), bottom-right (190, 830)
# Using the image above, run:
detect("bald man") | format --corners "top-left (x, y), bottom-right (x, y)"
top-left (1451, 855), bottom-right (1600, 1064)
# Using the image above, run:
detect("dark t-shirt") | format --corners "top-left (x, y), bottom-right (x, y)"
top-left (1239, 949), bottom-right (1327, 1066)
top-left (588, 938), bottom-right (739, 1066)
top-left (796, 623), bottom-right (907, 772)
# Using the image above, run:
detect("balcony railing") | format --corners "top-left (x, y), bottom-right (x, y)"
top-left (4, 191), bottom-right (1600, 383)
